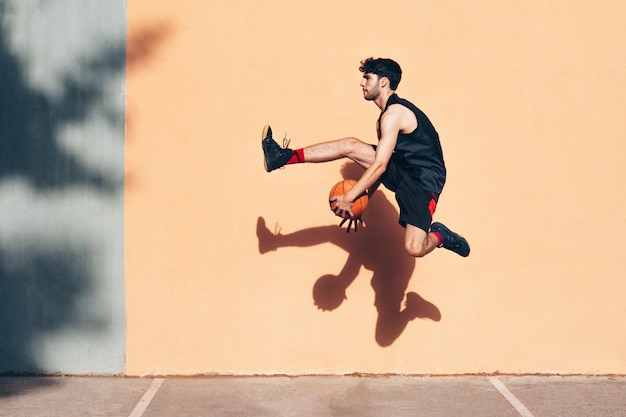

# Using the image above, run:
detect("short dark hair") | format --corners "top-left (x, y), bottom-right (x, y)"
top-left (359, 57), bottom-right (402, 90)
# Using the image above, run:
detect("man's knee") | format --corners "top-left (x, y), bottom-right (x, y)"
top-left (341, 137), bottom-right (375, 165)
top-left (340, 137), bottom-right (363, 152)
top-left (404, 241), bottom-right (428, 258)
top-left (404, 226), bottom-right (436, 258)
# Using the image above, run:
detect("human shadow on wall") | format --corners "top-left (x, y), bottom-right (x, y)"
top-left (257, 163), bottom-right (441, 347)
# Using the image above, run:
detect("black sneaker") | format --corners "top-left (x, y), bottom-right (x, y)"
top-left (262, 125), bottom-right (293, 172)
top-left (431, 222), bottom-right (470, 257)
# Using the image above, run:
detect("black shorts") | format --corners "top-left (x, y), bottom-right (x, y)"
top-left (379, 154), bottom-right (439, 232)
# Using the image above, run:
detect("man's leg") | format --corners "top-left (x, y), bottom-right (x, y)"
top-left (303, 137), bottom-right (375, 168)
top-left (262, 125), bottom-right (375, 171)
top-left (404, 223), bottom-right (471, 257)
top-left (404, 224), bottom-right (439, 258)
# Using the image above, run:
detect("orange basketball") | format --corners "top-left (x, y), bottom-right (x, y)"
top-left (328, 179), bottom-right (369, 219)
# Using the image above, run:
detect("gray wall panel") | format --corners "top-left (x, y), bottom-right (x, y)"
top-left (0, 0), bottom-right (126, 374)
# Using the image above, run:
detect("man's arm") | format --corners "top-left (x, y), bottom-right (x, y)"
top-left (333, 106), bottom-right (403, 216)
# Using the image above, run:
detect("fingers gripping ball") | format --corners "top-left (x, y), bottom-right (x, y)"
top-left (328, 179), bottom-right (369, 219)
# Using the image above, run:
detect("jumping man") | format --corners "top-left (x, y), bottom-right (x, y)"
top-left (261, 57), bottom-right (470, 258)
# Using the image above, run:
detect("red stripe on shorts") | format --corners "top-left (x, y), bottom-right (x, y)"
top-left (429, 198), bottom-right (437, 216)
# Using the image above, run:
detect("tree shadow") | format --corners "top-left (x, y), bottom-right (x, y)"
top-left (0, 10), bottom-right (126, 191)
top-left (0, 246), bottom-right (107, 375)
top-left (0, 2), bottom-right (169, 383)
top-left (257, 163), bottom-right (441, 347)
top-left (0, 376), bottom-right (55, 398)
top-left (0, 1), bottom-right (122, 380)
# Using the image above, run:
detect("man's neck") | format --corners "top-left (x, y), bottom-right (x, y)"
top-left (374, 90), bottom-right (396, 111)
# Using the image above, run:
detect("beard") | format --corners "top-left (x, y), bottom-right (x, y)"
top-left (363, 89), bottom-right (379, 101)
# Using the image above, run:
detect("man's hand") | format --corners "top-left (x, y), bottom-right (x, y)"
top-left (330, 193), bottom-right (368, 232)
top-left (330, 193), bottom-right (354, 219)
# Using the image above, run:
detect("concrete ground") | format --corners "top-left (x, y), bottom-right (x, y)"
top-left (0, 375), bottom-right (624, 417)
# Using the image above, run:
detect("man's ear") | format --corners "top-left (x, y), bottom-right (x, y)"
top-left (380, 76), bottom-right (390, 89)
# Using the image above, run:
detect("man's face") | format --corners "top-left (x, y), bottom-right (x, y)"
top-left (360, 72), bottom-right (381, 101)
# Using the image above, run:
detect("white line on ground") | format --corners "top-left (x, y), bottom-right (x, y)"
top-left (488, 376), bottom-right (535, 417)
top-left (128, 378), bottom-right (164, 417)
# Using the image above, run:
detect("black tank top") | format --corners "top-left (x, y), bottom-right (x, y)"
top-left (378, 94), bottom-right (446, 193)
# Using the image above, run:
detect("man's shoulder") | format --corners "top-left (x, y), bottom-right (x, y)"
top-left (392, 95), bottom-right (420, 111)
top-left (380, 103), bottom-right (408, 123)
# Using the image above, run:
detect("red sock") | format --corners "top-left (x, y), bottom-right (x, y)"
top-left (286, 148), bottom-right (305, 165)
top-left (432, 232), bottom-right (443, 247)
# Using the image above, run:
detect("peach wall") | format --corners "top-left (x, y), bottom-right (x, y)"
top-left (126, 0), bottom-right (626, 375)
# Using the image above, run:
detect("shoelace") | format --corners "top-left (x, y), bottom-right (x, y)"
top-left (276, 134), bottom-right (291, 171)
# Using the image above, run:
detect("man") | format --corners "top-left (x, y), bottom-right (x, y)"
top-left (261, 57), bottom-right (469, 258)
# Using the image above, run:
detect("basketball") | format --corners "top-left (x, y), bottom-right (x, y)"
top-left (328, 179), bottom-right (368, 219)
